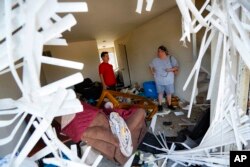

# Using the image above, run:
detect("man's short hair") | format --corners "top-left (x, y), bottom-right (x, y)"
top-left (101, 51), bottom-right (108, 58)
top-left (158, 45), bottom-right (168, 54)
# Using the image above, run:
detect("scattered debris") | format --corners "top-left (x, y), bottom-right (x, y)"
top-left (179, 118), bottom-right (196, 126)
top-left (180, 118), bottom-right (192, 124)
top-left (123, 153), bottom-right (136, 167)
top-left (178, 122), bottom-right (196, 126)
top-left (96, 90), bottom-right (158, 120)
top-left (162, 121), bottom-right (172, 126)
top-left (150, 110), bottom-right (171, 133)
top-left (174, 111), bottom-right (184, 116)
top-left (181, 104), bottom-right (190, 111)
top-left (0, 1), bottom-right (103, 166)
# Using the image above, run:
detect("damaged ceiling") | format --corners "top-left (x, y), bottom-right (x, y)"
top-left (59, 0), bottom-right (177, 48)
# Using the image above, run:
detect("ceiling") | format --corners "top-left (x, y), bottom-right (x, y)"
top-left (60, 0), bottom-right (177, 49)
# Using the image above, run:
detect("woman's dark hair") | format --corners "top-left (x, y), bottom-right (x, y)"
top-left (101, 51), bottom-right (108, 58)
top-left (158, 45), bottom-right (168, 54)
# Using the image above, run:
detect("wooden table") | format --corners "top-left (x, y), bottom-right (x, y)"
top-left (96, 90), bottom-right (158, 120)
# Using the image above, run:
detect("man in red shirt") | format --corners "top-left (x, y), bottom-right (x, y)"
top-left (99, 52), bottom-right (116, 90)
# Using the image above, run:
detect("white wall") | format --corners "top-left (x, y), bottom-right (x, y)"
top-left (116, 7), bottom-right (195, 102)
top-left (44, 40), bottom-right (100, 84)
top-left (0, 75), bottom-right (22, 99)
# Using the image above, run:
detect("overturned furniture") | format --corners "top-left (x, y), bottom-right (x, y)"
top-left (96, 90), bottom-right (158, 120)
top-left (62, 103), bottom-right (147, 165)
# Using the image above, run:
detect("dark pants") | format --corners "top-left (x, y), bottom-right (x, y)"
top-left (107, 85), bottom-right (116, 91)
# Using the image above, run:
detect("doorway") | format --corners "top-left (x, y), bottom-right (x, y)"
top-left (117, 44), bottom-right (132, 87)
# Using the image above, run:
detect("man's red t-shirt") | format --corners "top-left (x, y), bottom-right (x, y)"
top-left (99, 62), bottom-right (116, 86)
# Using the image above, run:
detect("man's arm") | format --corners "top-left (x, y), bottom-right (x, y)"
top-left (99, 64), bottom-right (107, 89)
top-left (100, 74), bottom-right (107, 89)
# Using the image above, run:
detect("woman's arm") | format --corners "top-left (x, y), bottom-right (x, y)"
top-left (166, 66), bottom-right (179, 72)
top-left (149, 66), bottom-right (155, 75)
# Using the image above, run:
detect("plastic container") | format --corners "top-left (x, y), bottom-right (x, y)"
top-left (143, 81), bottom-right (158, 99)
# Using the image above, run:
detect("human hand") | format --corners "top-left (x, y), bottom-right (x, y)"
top-left (151, 68), bottom-right (155, 75)
top-left (165, 68), bottom-right (172, 72)
top-left (103, 85), bottom-right (107, 89)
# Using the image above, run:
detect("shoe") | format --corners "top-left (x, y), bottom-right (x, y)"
top-left (163, 121), bottom-right (172, 126)
top-left (109, 112), bottom-right (133, 157)
top-left (158, 105), bottom-right (163, 112)
top-left (168, 105), bottom-right (175, 110)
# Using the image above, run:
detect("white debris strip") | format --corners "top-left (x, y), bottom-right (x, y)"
top-left (1, 0), bottom-right (250, 166)
top-left (145, 90), bottom-right (250, 166)
top-left (150, 110), bottom-right (171, 133)
top-left (0, 0), bottom-right (102, 166)
top-left (145, 0), bottom-right (250, 166)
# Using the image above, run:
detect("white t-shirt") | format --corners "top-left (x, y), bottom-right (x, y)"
top-left (149, 56), bottom-right (178, 85)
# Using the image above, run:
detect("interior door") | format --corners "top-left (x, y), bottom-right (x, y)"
top-left (118, 44), bottom-right (131, 86)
